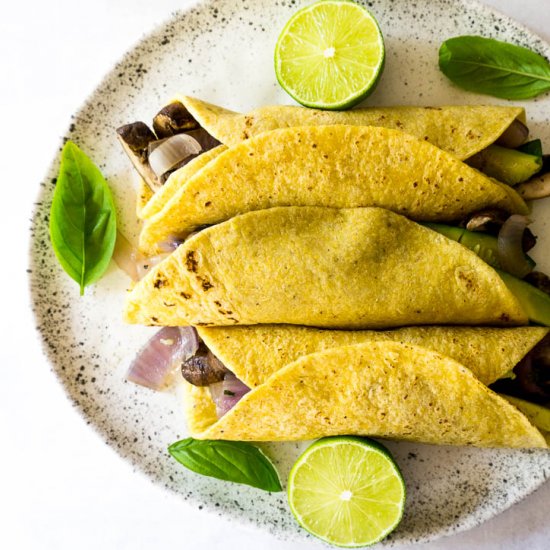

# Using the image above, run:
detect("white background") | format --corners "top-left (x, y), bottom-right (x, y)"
top-left (3, 0), bottom-right (550, 548)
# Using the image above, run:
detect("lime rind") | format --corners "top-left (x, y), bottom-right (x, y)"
top-left (274, 1), bottom-right (385, 110)
top-left (288, 436), bottom-right (406, 547)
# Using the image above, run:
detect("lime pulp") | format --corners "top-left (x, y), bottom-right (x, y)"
top-left (287, 436), bottom-right (406, 547)
top-left (274, 1), bottom-right (385, 110)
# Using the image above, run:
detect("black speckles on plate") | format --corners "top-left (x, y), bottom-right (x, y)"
top-left (28, 0), bottom-right (550, 546)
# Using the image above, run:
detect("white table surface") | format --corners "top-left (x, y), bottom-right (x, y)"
top-left (4, 0), bottom-right (550, 548)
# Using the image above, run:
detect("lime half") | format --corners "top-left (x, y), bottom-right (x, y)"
top-left (274, 0), bottom-right (385, 110)
top-left (288, 437), bottom-right (406, 547)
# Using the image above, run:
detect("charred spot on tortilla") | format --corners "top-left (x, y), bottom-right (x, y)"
top-left (186, 251), bottom-right (199, 272)
top-left (199, 278), bottom-right (214, 291)
top-left (455, 268), bottom-right (476, 291)
top-left (180, 292), bottom-right (192, 299)
top-left (153, 276), bottom-right (168, 289)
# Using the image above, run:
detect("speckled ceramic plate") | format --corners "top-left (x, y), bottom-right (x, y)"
top-left (29, 0), bottom-right (550, 546)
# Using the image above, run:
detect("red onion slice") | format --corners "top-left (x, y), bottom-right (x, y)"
top-left (135, 254), bottom-right (170, 280)
top-left (495, 120), bottom-right (529, 148)
top-left (210, 373), bottom-right (251, 417)
top-left (156, 236), bottom-right (186, 253)
top-left (497, 215), bottom-right (533, 278)
top-left (113, 231), bottom-right (169, 281)
top-left (148, 134), bottom-right (202, 178)
top-left (126, 326), bottom-right (200, 391)
top-left (113, 232), bottom-right (141, 281)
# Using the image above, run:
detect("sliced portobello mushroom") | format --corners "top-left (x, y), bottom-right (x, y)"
top-left (462, 210), bottom-right (537, 252)
top-left (117, 103), bottom-right (222, 192)
top-left (491, 334), bottom-right (550, 405)
top-left (515, 156), bottom-right (550, 200)
top-left (153, 101), bottom-right (200, 138)
top-left (464, 209), bottom-right (508, 232)
top-left (186, 128), bottom-right (222, 152)
top-left (181, 342), bottom-right (230, 386)
top-left (116, 122), bottom-right (161, 190)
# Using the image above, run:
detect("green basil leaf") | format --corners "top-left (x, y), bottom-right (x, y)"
top-left (168, 438), bottom-right (283, 492)
top-left (439, 36), bottom-right (550, 100)
top-left (49, 141), bottom-right (117, 295)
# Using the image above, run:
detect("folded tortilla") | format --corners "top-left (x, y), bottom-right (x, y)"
top-left (176, 95), bottom-right (525, 159)
top-left (125, 206), bottom-right (527, 328)
top-left (139, 124), bottom-right (526, 255)
top-left (136, 179), bottom-right (154, 218)
top-left (185, 342), bottom-right (546, 447)
top-left (138, 145), bottom-right (227, 220)
top-left (197, 325), bottom-right (549, 388)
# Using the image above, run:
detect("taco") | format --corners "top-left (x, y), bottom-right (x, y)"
top-left (175, 95), bottom-right (525, 159)
top-left (138, 124), bottom-right (526, 255)
top-left (182, 341), bottom-right (547, 447)
top-left (125, 206), bottom-right (528, 328)
top-left (195, 324), bottom-right (549, 389)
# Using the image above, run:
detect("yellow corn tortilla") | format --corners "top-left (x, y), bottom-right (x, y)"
top-left (125, 206), bottom-right (527, 328)
top-left (183, 383), bottom-right (218, 435)
top-left (139, 125), bottom-right (526, 255)
top-left (136, 179), bottom-right (154, 218)
top-left (188, 342), bottom-right (546, 447)
top-left (138, 144), bottom-right (227, 220)
top-left (197, 325), bottom-right (549, 388)
top-left (176, 95), bottom-right (525, 159)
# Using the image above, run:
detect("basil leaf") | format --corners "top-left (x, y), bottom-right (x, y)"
top-left (439, 36), bottom-right (550, 100)
top-left (49, 141), bottom-right (117, 295)
top-left (168, 438), bottom-right (283, 492)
